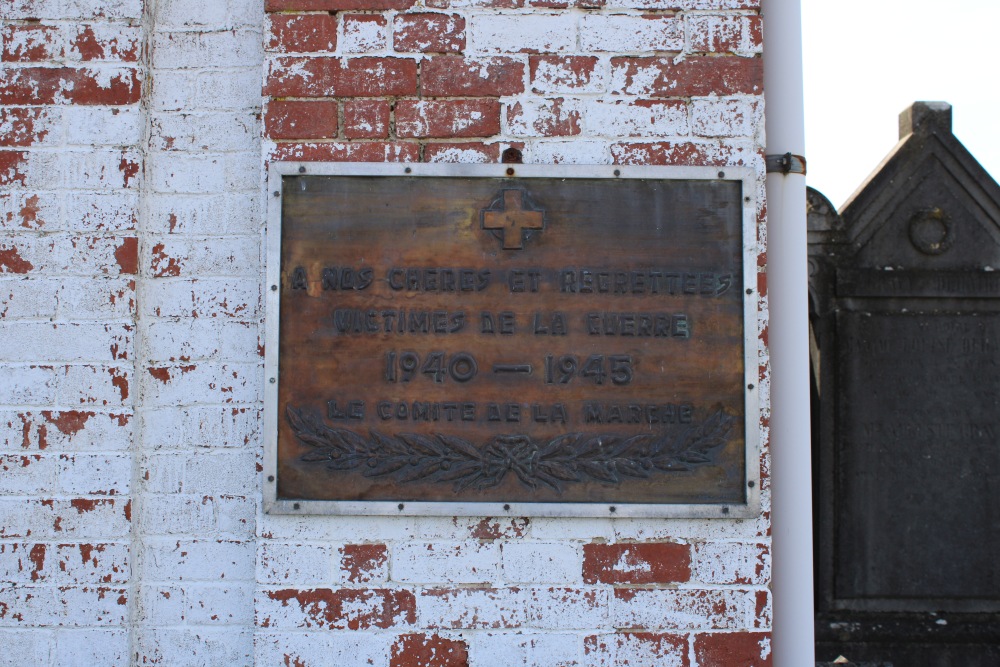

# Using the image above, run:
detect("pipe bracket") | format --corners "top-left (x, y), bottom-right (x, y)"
top-left (765, 152), bottom-right (807, 175)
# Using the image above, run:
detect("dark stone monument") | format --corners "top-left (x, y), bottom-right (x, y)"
top-left (809, 102), bottom-right (1000, 666)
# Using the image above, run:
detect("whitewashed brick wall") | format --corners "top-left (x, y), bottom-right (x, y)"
top-left (1, 0), bottom-right (770, 664)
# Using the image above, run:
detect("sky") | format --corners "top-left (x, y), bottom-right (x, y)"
top-left (801, 0), bottom-right (1000, 210)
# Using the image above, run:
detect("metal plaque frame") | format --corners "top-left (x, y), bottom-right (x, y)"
top-left (263, 162), bottom-right (762, 518)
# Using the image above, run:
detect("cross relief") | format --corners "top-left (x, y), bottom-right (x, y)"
top-left (481, 189), bottom-right (546, 250)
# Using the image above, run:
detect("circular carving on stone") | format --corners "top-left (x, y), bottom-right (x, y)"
top-left (908, 207), bottom-right (954, 255)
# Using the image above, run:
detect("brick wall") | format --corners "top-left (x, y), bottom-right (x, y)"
top-left (1, 0), bottom-right (769, 664)
top-left (1, 0), bottom-right (141, 663)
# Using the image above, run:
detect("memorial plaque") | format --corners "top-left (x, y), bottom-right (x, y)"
top-left (264, 164), bottom-right (760, 517)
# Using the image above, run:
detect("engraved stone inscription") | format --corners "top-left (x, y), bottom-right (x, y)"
top-left (274, 174), bottom-right (749, 506)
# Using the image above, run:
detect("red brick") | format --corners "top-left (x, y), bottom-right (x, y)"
top-left (610, 56), bottom-right (762, 97)
top-left (584, 633), bottom-right (689, 666)
top-left (530, 55), bottom-right (599, 92)
top-left (264, 588), bottom-right (417, 630)
top-left (1, 24), bottom-right (61, 62)
top-left (0, 151), bottom-right (28, 187)
top-left (582, 542), bottom-right (691, 585)
top-left (390, 633), bottom-right (469, 667)
top-left (265, 100), bottom-right (338, 140)
top-left (70, 25), bottom-right (140, 61)
top-left (0, 67), bottom-right (141, 105)
top-left (270, 141), bottom-right (419, 163)
top-left (265, 56), bottom-right (417, 97)
top-left (0, 108), bottom-right (53, 147)
top-left (343, 99), bottom-right (390, 139)
top-left (267, 13), bottom-right (338, 53)
top-left (421, 56), bottom-right (524, 97)
top-left (694, 632), bottom-right (771, 667)
top-left (340, 544), bottom-right (388, 583)
top-left (396, 99), bottom-right (499, 139)
top-left (394, 13), bottom-right (465, 53)
top-left (266, 0), bottom-right (416, 9)
top-left (688, 15), bottom-right (763, 54)
top-left (505, 99), bottom-right (580, 137)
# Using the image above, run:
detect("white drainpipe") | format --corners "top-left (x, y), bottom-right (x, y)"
top-left (761, 0), bottom-right (815, 665)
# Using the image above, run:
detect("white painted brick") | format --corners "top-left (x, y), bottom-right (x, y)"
top-left (341, 15), bottom-right (389, 53)
top-left (584, 632), bottom-right (687, 667)
top-left (470, 15), bottom-right (576, 54)
top-left (530, 140), bottom-right (612, 165)
top-left (181, 451), bottom-right (257, 495)
top-left (0, 585), bottom-right (128, 626)
top-left (0, 454), bottom-right (56, 494)
top-left (9, 151), bottom-right (61, 189)
top-left (0, 323), bottom-right (131, 363)
top-left (140, 453), bottom-right (185, 493)
top-left (690, 98), bottom-right (762, 138)
top-left (148, 236), bottom-right (261, 277)
top-left (64, 193), bottom-right (138, 233)
top-left (63, 107), bottom-right (143, 147)
top-left (57, 453), bottom-right (131, 494)
top-left (136, 627), bottom-right (253, 667)
top-left (581, 100), bottom-right (689, 137)
top-left (611, 515), bottom-right (768, 542)
top-left (152, 30), bottom-right (263, 70)
top-left (53, 628), bottom-right (129, 667)
top-left (529, 517), bottom-right (614, 542)
top-left (143, 319), bottom-right (227, 362)
top-left (419, 587), bottom-right (609, 630)
top-left (502, 542), bottom-right (581, 584)
top-left (57, 365), bottom-right (132, 409)
top-left (0, 543), bottom-right (129, 585)
top-left (505, 98), bottom-right (581, 138)
top-left (579, 15), bottom-right (684, 52)
top-left (141, 494), bottom-right (216, 535)
top-left (692, 541), bottom-right (770, 585)
top-left (152, 70), bottom-right (262, 112)
top-left (254, 632), bottom-right (392, 667)
top-left (60, 279), bottom-right (132, 326)
top-left (0, 629), bottom-right (53, 665)
top-left (0, 498), bottom-right (131, 539)
top-left (155, 0), bottom-right (231, 30)
top-left (147, 192), bottom-right (262, 235)
top-left (61, 148), bottom-right (140, 190)
top-left (686, 14), bottom-right (763, 56)
top-left (140, 362), bottom-right (261, 407)
top-left (257, 542), bottom-right (334, 585)
top-left (143, 538), bottom-right (255, 582)
top-left (149, 154), bottom-right (230, 194)
top-left (0, 278), bottom-right (61, 319)
top-left (185, 583), bottom-right (254, 625)
top-left (0, 410), bottom-right (132, 453)
top-left (215, 494), bottom-right (255, 538)
top-left (393, 542), bottom-right (501, 584)
top-left (425, 145), bottom-right (495, 164)
top-left (0, 235), bottom-right (135, 277)
top-left (137, 584), bottom-right (186, 625)
top-left (150, 111), bottom-right (259, 153)
top-left (0, 108), bottom-right (63, 147)
top-left (140, 405), bottom-right (260, 450)
top-left (0, 192), bottom-right (61, 232)
top-left (142, 278), bottom-right (260, 319)
top-left (0, 365), bottom-right (59, 405)
top-left (610, 588), bottom-right (756, 630)
top-left (469, 632), bottom-right (583, 667)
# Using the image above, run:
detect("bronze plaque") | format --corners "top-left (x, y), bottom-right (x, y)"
top-left (264, 164), bottom-right (759, 516)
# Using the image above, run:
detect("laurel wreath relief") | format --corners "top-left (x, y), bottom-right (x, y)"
top-left (286, 405), bottom-right (736, 493)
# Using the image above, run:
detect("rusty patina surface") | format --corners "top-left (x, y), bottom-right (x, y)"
top-left (275, 174), bottom-right (747, 505)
